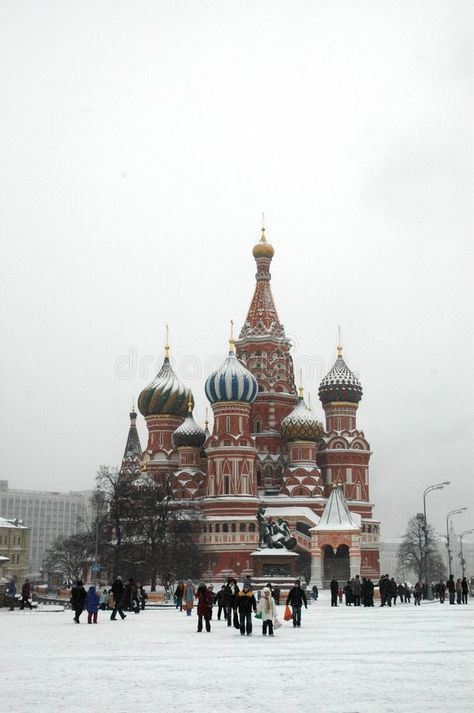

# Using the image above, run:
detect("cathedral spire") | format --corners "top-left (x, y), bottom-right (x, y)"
top-left (239, 226), bottom-right (284, 339)
top-left (120, 405), bottom-right (143, 478)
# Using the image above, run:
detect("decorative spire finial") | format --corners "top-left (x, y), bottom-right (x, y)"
top-left (298, 368), bottom-right (304, 397)
top-left (205, 407), bottom-right (209, 429)
top-left (337, 325), bottom-right (342, 356)
top-left (187, 398), bottom-right (193, 413)
top-left (165, 324), bottom-right (170, 359)
top-left (229, 319), bottom-right (235, 352)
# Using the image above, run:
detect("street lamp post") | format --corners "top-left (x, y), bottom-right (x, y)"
top-left (446, 508), bottom-right (467, 577)
top-left (423, 482), bottom-right (449, 600)
top-left (459, 529), bottom-right (474, 579)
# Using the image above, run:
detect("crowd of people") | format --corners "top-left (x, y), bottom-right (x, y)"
top-left (4, 571), bottom-right (471, 625)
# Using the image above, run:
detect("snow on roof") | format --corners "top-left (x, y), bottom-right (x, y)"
top-left (313, 486), bottom-right (359, 531)
top-left (0, 555), bottom-right (10, 561)
top-left (0, 517), bottom-right (28, 529)
top-left (251, 549), bottom-right (299, 557)
top-left (262, 506), bottom-right (320, 525)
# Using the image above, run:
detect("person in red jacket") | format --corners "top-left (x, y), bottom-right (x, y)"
top-left (196, 582), bottom-right (213, 632)
top-left (20, 579), bottom-right (33, 610)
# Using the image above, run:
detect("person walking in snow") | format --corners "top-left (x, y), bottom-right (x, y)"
top-left (461, 577), bottom-right (469, 604)
top-left (237, 581), bottom-right (257, 636)
top-left (86, 585), bottom-right (100, 624)
top-left (20, 578), bottom-right (33, 610)
top-left (110, 576), bottom-right (126, 620)
top-left (286, 580), bottom-right (308, 627)
top-left (71, 580), bottom-right (87, 623)
top-left (216, 585), bottom-right (228, 620)
top-left (455, 578), bottom-right (462, 605)
top-left (446, 574), bottom-right (456, 605)
top-left (196, 582), bottom-right (212, 632)
top-left (184, 579), bottom-right (195, 616)
top-left (437, 579), bottom-right (446, 604)
top-left (330, 577), bottom-right (339, 607)
top-left (100, 588), bottom-right (109, 610)
top-left (6, 577), bottom-right (16, 611)
top-left (413, 582), bottom-right (422, 605)
top-left (226, 577), bottom-right (240, 629)
top-left (174, 580), bottom-right (184, 610)
top-left (343, 580), bottom-right (353, 606)
top-left (352, 576), bottom-right (361, 606)
top-left (259, 586), bottom-right (277, 636)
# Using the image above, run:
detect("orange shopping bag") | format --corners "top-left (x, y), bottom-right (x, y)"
top-left (283, 605), bottom-right (292, 621)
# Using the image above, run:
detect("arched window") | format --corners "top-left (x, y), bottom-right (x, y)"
top-left (215, 524), bottom-right (220, 533)
top-left (208, 524), bottom-right (213, 533)
top-left (231, 523), bottom-right (236, 533)
top-left (239, 523), bottom-right (246, 532)
top-left (249, 523), bottom-right (256, 532)
top-left (254, 419), bottom-right (261, 433)
top-left (223, 523), bottom-right (228, 533)
top-left (226, 416), bottom-right (231, 433)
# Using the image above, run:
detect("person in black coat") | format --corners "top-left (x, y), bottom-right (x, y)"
top-left (226, 578), bottom-right (240, 628)
top-left (71, 580), bottom-right (87, 623)
top-left (446, 574), bottom-right (456, 605)
top-left (343, 580), bottom-right (353, 606)
top-left (286, 580), bottom-right (308, 627)
top-left (237, 583), bottom-right (257, 635)
top-left (461, 577), bottom-right (469, 604)
top-left (216, 585), bottom-right (228, 621)
top-left (330, 577), bottom-right (339, 607)
top-left (110, 576), bottom-right (126, 620)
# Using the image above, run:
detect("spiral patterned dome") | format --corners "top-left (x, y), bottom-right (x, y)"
top-left (318, 354), bottom-right (363, 405)
top-left (205, 341), bottom-right (258, 404)
top-left (173, 407), bottom-right (206, 449)
top-left (281, 393), bottom-right (323, 442)
top-left (138, 354), bottom-right (193, 418)
top-left (252, 227), bottom-right (274, 259)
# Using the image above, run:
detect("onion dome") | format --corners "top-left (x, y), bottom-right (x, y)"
top-left (281, 388), bottom-right (323, 441)
top-left (318, 346), bottom-right (363, 405)
top-left (138, 343), bottom-right (193, 418)
top-left (205, 336), bottom-right (258, 404)
top-left (173, 402), bottom-right (206, 449)
top-left (252, 226), bottom-right (274, 259)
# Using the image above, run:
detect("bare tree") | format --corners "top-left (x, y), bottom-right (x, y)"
top-left (398, 515), bottom-right (446, 582)
top-left (43, 532), bottom-right (94, 584)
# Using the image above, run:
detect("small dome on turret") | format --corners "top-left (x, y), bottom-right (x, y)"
top-left (138, 342), bottom-right (193, 418)
top-left (318, 347), bottom-right (362, 405)
top-left (281, 388), bottom-right (323, 441)
top-left (173, 403), bottom-right (206, 449)
top-left (252, 226), bottom-right (274, 259)
top-left (205, 335), bottom-right (258, 404)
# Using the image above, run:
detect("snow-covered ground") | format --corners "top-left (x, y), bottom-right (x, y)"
top-left (1, 591), bottom-right (472, 713)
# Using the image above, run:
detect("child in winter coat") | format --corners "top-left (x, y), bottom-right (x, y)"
top-left (86, 585), bottom-right (100, 623)
top-left (259, 586), bottom-right (276, 636)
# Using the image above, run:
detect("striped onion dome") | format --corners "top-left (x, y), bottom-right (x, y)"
top-left (318, 353), bottom-right (362, 405)
top-left (281, 391), bottom-right (323, 442)
top-left (138, 352), bottom-right (193, 418)
top-left (173, 405), bottom-right (206, 449)
top-left (205, 340), bottom-right (258, 404)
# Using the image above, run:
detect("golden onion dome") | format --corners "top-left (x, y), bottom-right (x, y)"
top-left (281, 389), bottom-right (323, 442)
top-left (252, 227), bottom-right (274, 259)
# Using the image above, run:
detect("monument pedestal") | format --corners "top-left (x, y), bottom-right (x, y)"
top-left (251, 549), bottom-right (300, 592)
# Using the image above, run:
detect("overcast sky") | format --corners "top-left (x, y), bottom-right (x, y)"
top-left (1, 1), bottom-right (473, 540)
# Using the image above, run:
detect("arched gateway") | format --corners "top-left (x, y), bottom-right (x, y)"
top-left (309, 485), bottom-right (361, 588)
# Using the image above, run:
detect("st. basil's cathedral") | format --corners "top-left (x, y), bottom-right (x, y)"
top-left (121, 228), bottom-right (380, 587)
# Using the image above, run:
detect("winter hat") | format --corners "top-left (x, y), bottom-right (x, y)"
top-left (117, 576), bottom-right (122, 581)
top-left (243, 583), bottom-right (250, 591)
top-left (262, 587), bottom-right (270, 596)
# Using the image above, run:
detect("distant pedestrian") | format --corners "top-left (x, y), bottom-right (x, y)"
top-left (455, 578), bottom-right (462, 605)
top-left (86, 585), bottom-right (100, 624)
top-left (184, 579), bottom-right (195, 616)
top-left (272, 585), bottom-right (281, 605)
top-left (20, 579), bottom-right (33, 610)
top-left (286, 580), bottom-right (308, 627)
top-left (413, 582), bottom-right (422, 605)
top-left (461, 577), bottom-right (469, 604)
top-left (100, 588), bottom-right (109, 610)
top-left (6, 577), bottom-right (16, 611)
top-left (446, 575), bottom-right (456, 605)
top-left (259, 586), bottom-right (276, 636)
top-left (71, 580), bottom-right (87, 623)
top-left (174, 580), bottom-right (184, 610)
top-left (311, 585), bottom-right (319, 602)
top-left (352, 576), bottom-right (361, 606)
top-left (216, 585), bottom-right (228, 621)
top-left (437, 580), bottom-right (446, 604)
top-left (110, 576), bottom-right (126, 620)
top-left (343, 580), bottom-right (353, 606)
top-left (207, 584), bottom-right (215, 618)
top-left (139, 585), bottom-right (148, 610)
top-left (196, 583), bottom-right (212, 632)
top-left (237, 581), bottom-right (257, 635)
top-left (330, 578), bottom-right (339, 607)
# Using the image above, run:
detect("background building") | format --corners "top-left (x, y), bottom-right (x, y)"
top-left (0, 480), bottom-right (93, 578)
top-left (0, 516), bottom-right (30, 582)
